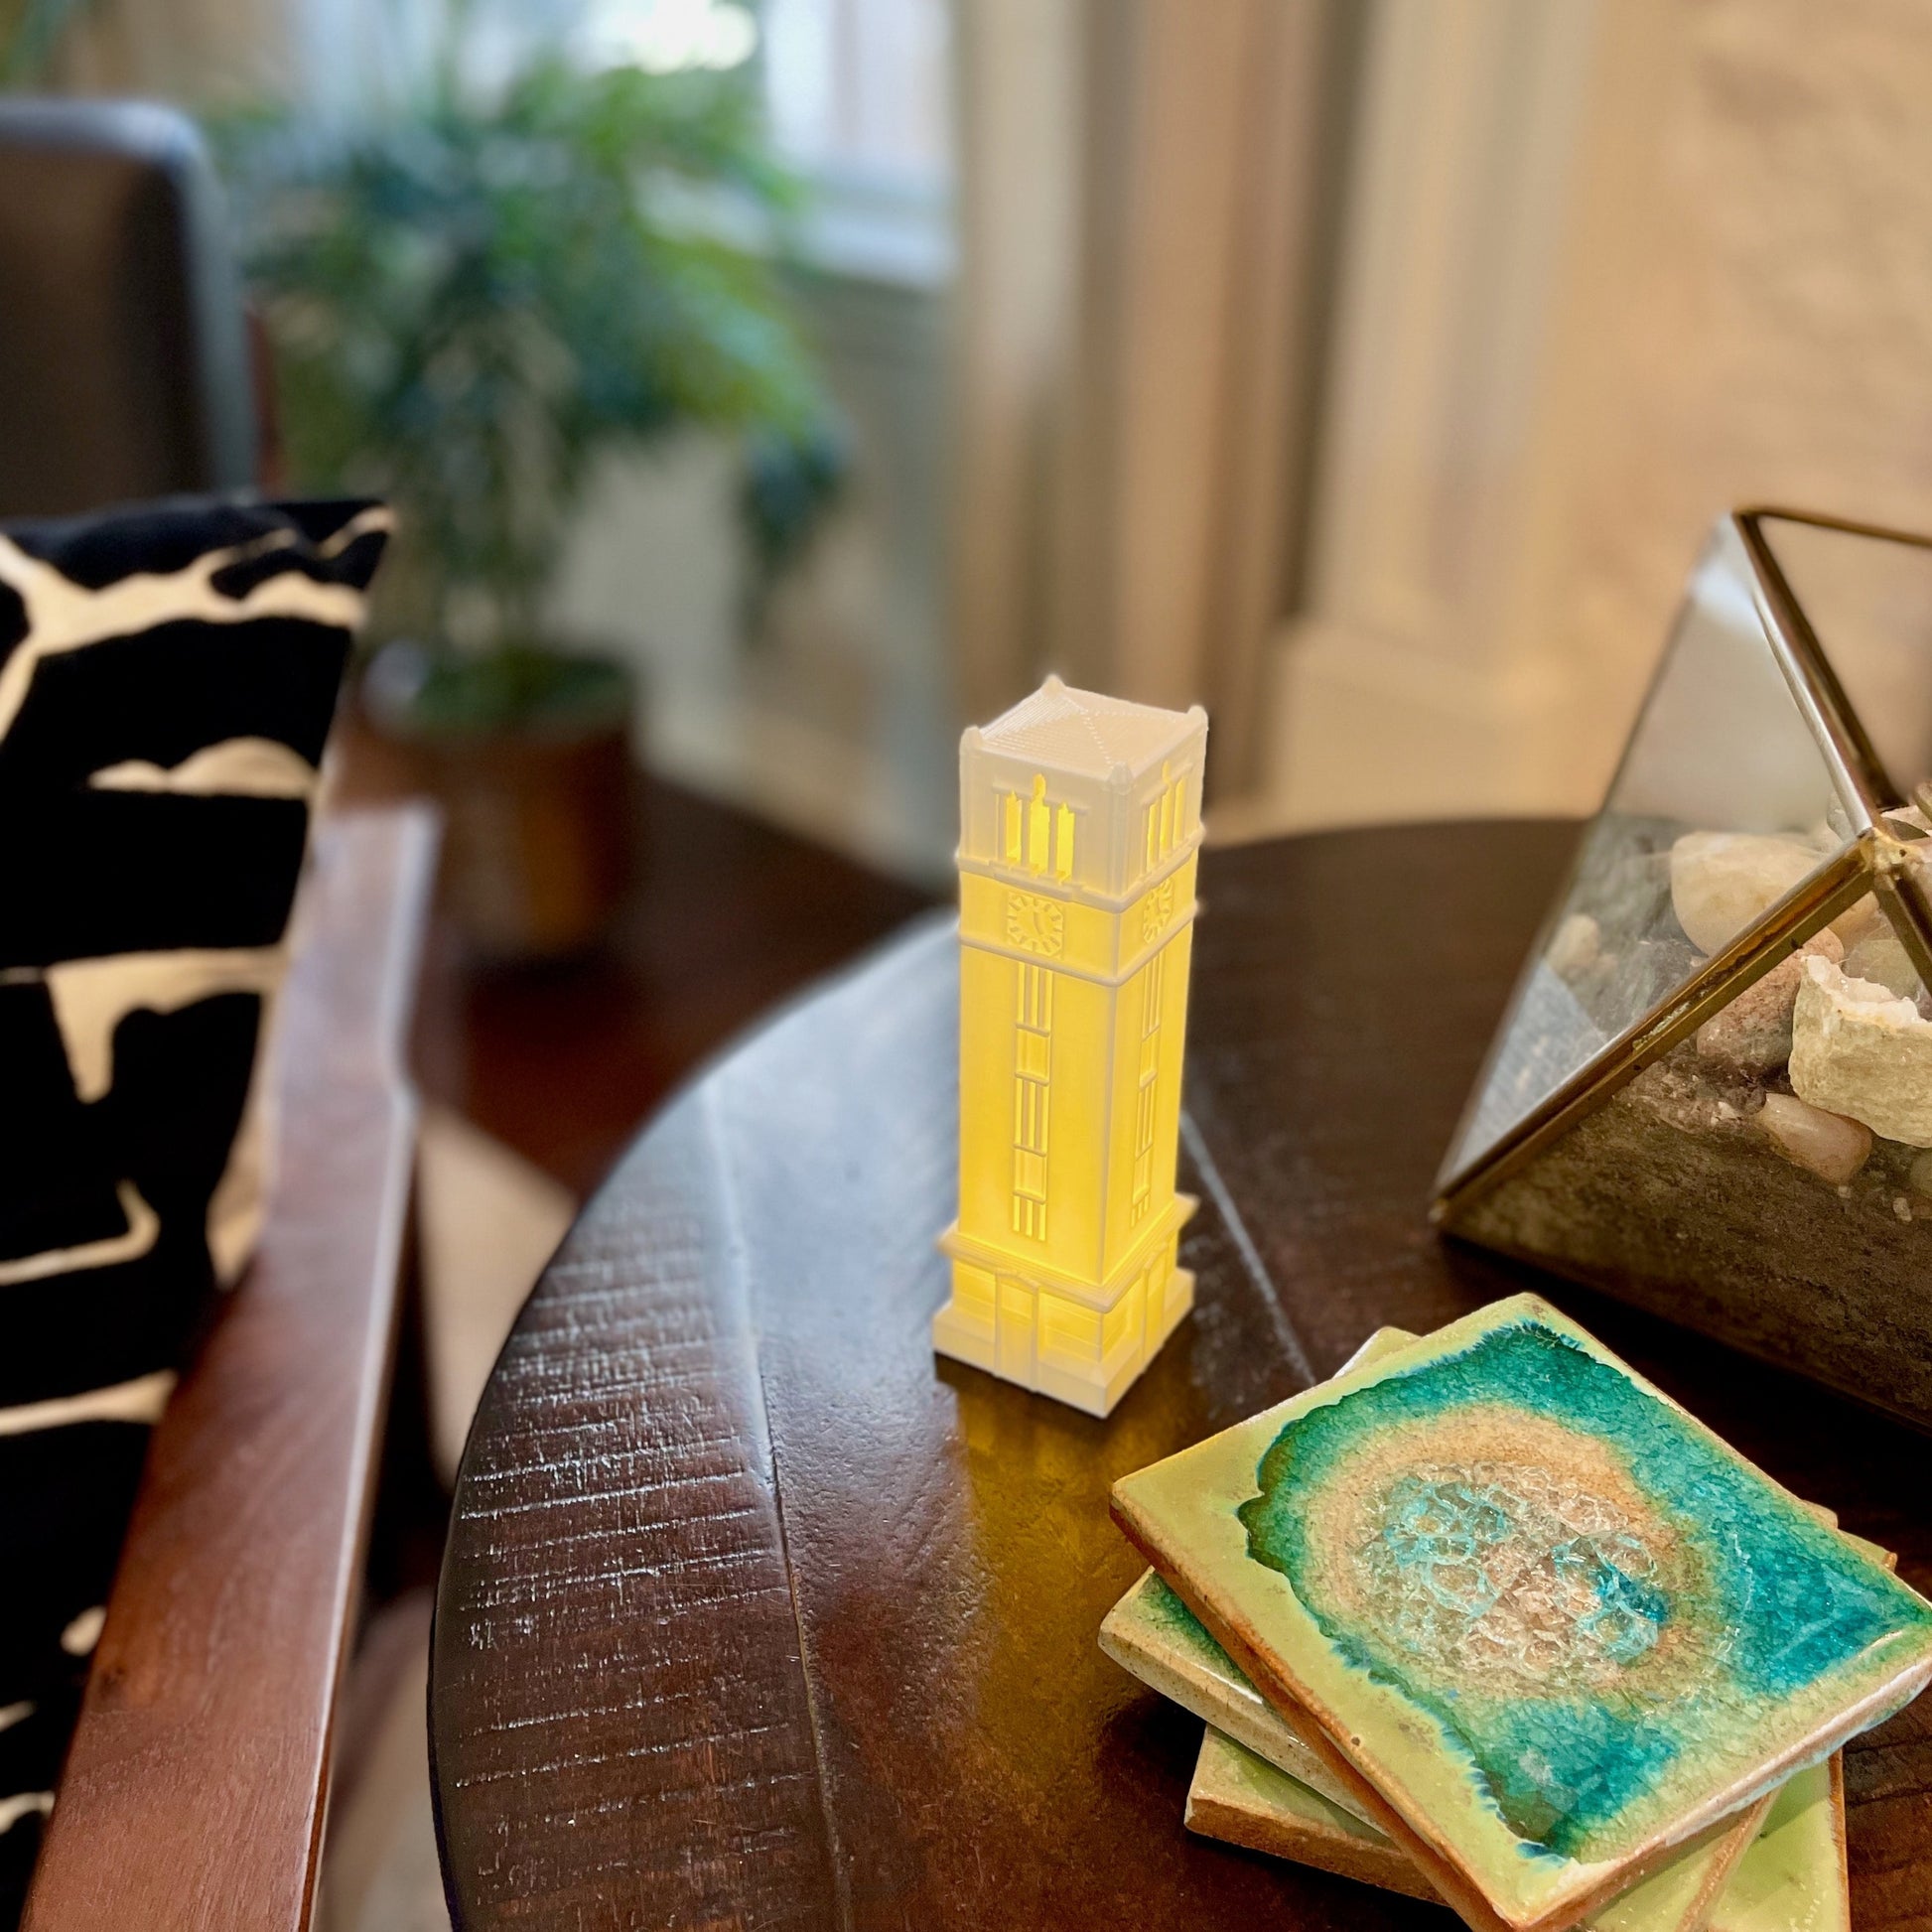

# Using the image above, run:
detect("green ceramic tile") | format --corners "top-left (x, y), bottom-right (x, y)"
top-left (1115, 1569), bottom-right (1768, 1931)
top-left (1103, 1568), bottom-right (1373, 1819)
top-left (1187, 1727), bottom-right (1782, 1932)
top-left (1185, 1726), bottom-right (1438, 1900)
top-left (1100, 1326), bottom-right (1420, 1824)
top-left (1704, 1760), bottom-right (1846, 1932)
top-left (1112, 1293), bottom-right (1932, 1932)
top-left (1108, 1332), bottom-right (1768, 1932)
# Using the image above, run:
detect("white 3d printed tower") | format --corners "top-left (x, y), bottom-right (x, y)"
top-left (933, 677), bottom-right (1207, 1417)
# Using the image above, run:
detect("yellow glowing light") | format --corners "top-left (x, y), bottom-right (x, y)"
top-left (932, 677), bottom-right (1209, 1418)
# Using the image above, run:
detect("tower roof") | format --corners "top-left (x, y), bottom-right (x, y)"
top-left (973, 676), bottom-right (1204, 781)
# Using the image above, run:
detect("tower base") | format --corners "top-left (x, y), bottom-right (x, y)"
top-left (931, 1216), bottom-right (1195, 1418)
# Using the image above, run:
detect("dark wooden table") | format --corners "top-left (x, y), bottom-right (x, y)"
top-left (430, 821), bottom-right (1932, 1931)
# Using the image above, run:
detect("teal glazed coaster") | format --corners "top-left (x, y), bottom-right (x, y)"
top-left (1111, 1295), bottom-right (1932, 1932)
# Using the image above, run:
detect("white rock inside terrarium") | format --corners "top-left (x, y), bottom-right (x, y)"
top-left (1541, 829), bottom-right (1932, 1196)
top-left (1669, 830), bottom-right (1829, 954)
top-left (1791, 956), bottom-right (1932, 1147)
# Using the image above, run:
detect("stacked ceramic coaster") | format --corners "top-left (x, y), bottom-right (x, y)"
top-left (1102, 1297), bottom-right (1932, 1932)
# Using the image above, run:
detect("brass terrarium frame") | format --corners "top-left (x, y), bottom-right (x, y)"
top-left (1435, 506), bottom-right (1932, 1227)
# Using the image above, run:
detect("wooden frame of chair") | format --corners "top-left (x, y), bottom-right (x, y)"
top-left (20, 806), bottom-right (439, 1932)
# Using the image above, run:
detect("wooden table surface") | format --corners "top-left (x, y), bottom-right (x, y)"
top-left (429, 821), bottom-right (1932, 1931)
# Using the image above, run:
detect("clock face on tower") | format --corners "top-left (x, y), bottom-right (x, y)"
top-left (1140, 877), bottom-right (1176, 946)
top-left (1005, 890), bottom-right (1066, 957)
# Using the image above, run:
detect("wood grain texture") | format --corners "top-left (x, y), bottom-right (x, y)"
top-left (23, 807), bottom-right (436, 1932)
top-left (431, 821), bottom-right (1932, 1930)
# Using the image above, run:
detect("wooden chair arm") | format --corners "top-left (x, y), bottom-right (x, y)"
top-left (22, 806), bottom-right (439, 1932)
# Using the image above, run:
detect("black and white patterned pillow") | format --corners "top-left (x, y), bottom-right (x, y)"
top-left (0, 496), bottom-right (388, 1920)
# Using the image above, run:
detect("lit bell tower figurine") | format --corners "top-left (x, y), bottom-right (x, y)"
top-left (933, 677), bottom-right (1207, 1416)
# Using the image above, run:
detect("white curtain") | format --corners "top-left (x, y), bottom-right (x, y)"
top-left (948, 0), bottom-right (1345, 793)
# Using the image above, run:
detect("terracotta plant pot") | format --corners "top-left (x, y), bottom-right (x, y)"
top-left (361, 639), bottom-right (637, 960)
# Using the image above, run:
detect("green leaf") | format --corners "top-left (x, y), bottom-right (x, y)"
top-left (209, 37), bottom-right (846, 656)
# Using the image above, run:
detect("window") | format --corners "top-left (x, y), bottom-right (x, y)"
top-left (1130, 951), bottom-right (1165, 1223)
top-left (1001, 774), bottom-right (1076, 881)
top-left (757, 0), bottom-right (955, 285)
top-left (1011, 961), bottom-right (1052, 1240)
top-left (760, 0), bottom-right (952, 193)
top-left (1141, 761), bottom-right (1189, 876)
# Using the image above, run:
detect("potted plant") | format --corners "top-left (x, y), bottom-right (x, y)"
top-left (218, 37), bottom-right (843, 957)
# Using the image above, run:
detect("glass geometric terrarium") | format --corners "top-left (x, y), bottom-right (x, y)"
top-left (1437, 508), bottom-right (1932, 1430)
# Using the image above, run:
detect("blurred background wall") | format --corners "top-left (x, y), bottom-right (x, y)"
top-left (1256, 0), bottom-right (1932, 836)
top-left (21, 0), bottom-right (1932, 873)
top-left (951, 0), bottom-right (1932, 846)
